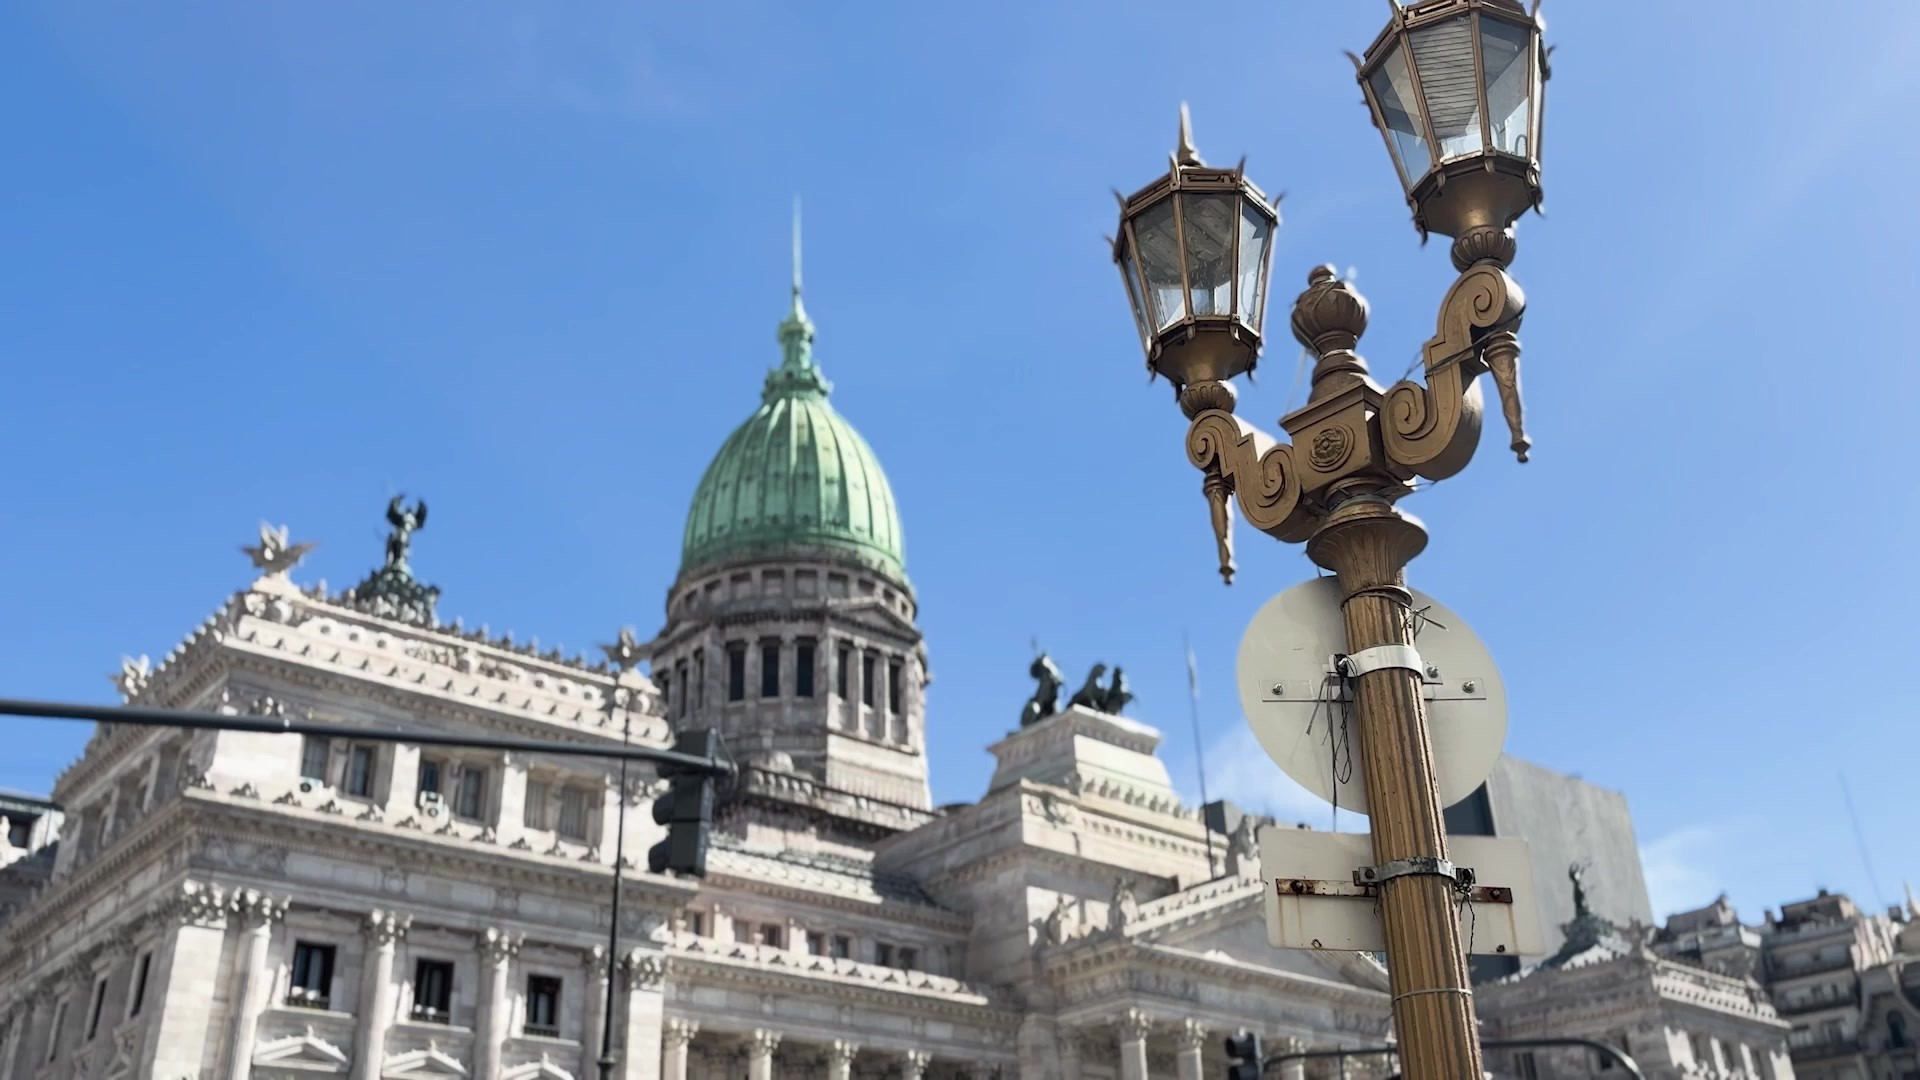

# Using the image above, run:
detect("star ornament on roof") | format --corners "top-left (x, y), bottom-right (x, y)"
top-left (599, 627), bottom-right (646, 673)
top-left (242, 522), bottom-right (316, 577)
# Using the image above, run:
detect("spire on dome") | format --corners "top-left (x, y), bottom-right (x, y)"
top-left (767, 196), bottom-right (827, 401)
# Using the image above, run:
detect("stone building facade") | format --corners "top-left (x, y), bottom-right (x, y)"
top-left (0, 265), bottom-right (1402, 1079)
top-left (1479, 907), bottom-right (1796, 1080)
top-left (1652, 889), bottom-right (1915, 1080)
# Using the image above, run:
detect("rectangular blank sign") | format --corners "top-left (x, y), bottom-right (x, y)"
top-left (1259, 829), bottom-right (1545, 958)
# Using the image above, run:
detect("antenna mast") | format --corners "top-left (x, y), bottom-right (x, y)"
top-left (1186, 631), bottom-right (1220, 879)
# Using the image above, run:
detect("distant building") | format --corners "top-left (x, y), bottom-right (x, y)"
top-left (1479, 902), bottom-right (1795, 1079)
top-left (1445, 755), bottom-right (1657, 980)
top-left (1856, 899), bottom-right (1920, 1080)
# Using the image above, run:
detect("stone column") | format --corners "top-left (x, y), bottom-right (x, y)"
top-left (1175, 1020), bottom-right (1208, 1080)
top-left (224, 890), bottom-right (289, 1080)
top-left (494, 753), bottom-right (527, 849)
top-left (661, 1018), bottom-right (699, 1080)
top-left (1, 992), bottom-right (45, 1080)
top-left (475, 928), bottom-right (522, 1080)
top-left (1275, 1037), bottom-right (1309, 1080)
top-left (352, 911), bottom-right (410, 1080)
top-left (1116, 1009), bottom-right (1152, 1080)
top-left (386, 743), bottom-right (421, 818)
top-left (617, 949), bottom-right (666, 1080)
top-left (745, 1029), bottom-right (781, 1080)
top-left (143, 882), bottom-right (231, 1080)
top-left (825, 1041), bottom-right (859, 1080)
top-left (901, 1049), bottom-right (931, 1079)
top-left (580, 946), bottom-right (611, 1071)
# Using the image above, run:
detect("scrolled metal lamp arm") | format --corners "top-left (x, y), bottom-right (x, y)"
top-left (1178, 230), bottom-right (1532, 583)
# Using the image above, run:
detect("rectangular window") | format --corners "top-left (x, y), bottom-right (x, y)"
top-left (759, 924), bottom-right (784, 949)
top-left (836, 645), bottom-right (851, 698)
top-left (899, 947), bottom-right (919, 971)
top-left (557, 787), bottom-right (590, 841)
top-left (456, 767), bottom-right (487, 820)
top-left (733, 920), bottom-right (752, 944)
top-left (1516, 1052), bottom-right (1539, 1080)
top-left (128, 952), bottom-right (151, 1019)
top-left (675, 660), bottom-right (690, 718)
top-left (412, 959), bottom-right (454, 1023)
top-left (523, 780), bottom-right (550, 830)
top-left (418, 758), bottom-right (442, 796)
top-left (861, 654), bottom-right (876, 707)
top-left (299, 736), bottom-right (330, 782)
top-left (875, 942), bottom-right (895, 967)
top-left (85, 977), bottom-right (107, 1040)
top-left (688, 912), bottom-right (706, 937)
top-left (656, 672), bottom-right (670, 714)
top-left (693, 649), bottom-right (706, 709)
top-left (796, 641), bottom-right (816, 698)
top-left (345, 745), bottom-right (375, 797)
top-left (760, 642), bottom-right (781, 698)
top-left (806, 931), bottom-right (826, 956)
top-left (888, 658), bottom-right (903, 714)
top-left (525, 975), bottom-right (562, 1037)
top-left (289, 942), bottom-right (337, 1009)
top-left (727, 643), bottom-right (747, 702)
top-left (830, 935), bottom-right (851, 960)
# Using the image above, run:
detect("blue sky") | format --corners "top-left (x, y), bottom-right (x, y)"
top-left (3, 1), bottom-right (1916, 926)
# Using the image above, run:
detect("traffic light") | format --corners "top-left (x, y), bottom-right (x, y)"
top-left (1224, 1031), bottom-right (1262, 1080)
top-left (646, 729), bottom-right (719, 878)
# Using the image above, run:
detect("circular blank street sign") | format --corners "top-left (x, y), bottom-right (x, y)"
top-left (1235, 576), bottom-right (1507, 815)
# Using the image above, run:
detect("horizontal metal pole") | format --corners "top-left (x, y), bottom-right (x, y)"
top-left (0, 697), bottom-right (735, 776)
top-left (1267, 1037), bottom-right (1644, 1080)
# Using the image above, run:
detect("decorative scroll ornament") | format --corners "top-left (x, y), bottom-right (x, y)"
top-left (1186, 409), bottom-right (1315, 582)
top-left (1381, 264), bottom-right (1526, 479)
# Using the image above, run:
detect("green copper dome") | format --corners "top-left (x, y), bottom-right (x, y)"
top-left (679, 215), bottom-right (907, 585)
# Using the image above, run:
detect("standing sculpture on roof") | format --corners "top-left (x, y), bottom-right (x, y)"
top-left (1569, 861), bottom-right (1591, 920)
top-left (346, 494), bottom-right (441, 627)
top-left (1020, 652), bottom-right (1065, 728)
top-left (1067, 663), bottom-right (1134, 716)
top-left (384, 496), bottom-right (428, 572)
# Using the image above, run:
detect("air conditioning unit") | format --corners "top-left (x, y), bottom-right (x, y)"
top-left (418, 791), bottom-right (445, 811)
top-left (299, 781), bottom-right (315, 794)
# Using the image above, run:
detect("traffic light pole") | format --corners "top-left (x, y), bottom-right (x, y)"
top-left (598, 682), bottom-right (636, 1080)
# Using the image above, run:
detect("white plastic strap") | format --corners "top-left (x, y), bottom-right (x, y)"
top-left (1337, 645), bottom-right (1424, 678)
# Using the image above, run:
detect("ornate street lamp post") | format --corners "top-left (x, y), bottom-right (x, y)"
top-left (1111, 2), bottom-right (1549, 1076)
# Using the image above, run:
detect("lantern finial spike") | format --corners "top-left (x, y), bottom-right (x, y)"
top-left (1175, 102), bottom-right (1203, 167)
top-left (791, 194), bottom-right (803, 301)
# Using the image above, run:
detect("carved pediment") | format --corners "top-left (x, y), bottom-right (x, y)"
top-left (502, 1055), bottom-right (575, 1080)
top-left (254, 1027), bottom-right (350, 1071)
top-left (1144, 899), bottom-right (1389, 992)
top-left (382, 1045), bottom-right (469, 1078)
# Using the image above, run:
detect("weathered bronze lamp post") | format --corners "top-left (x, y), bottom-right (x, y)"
top-left (1111, 2), bottom-right (1548, 1076)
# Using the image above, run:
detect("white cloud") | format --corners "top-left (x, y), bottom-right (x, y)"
top-left (1640, 825), bottom-right (1727, 920)
top-left (1187, 724), bottom-right (1369, 834)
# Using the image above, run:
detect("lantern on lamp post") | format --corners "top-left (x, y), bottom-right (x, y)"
top-left (1354, 0), bottom-right (1549, 254)
top-left (1112, 105), bottom-right (1282, 417)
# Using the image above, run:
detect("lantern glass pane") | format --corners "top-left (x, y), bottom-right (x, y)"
top-left (1181, 193), bottom-right (1236, 318)
top-left (1132, 198), bottom-right (1187, 332)
top-left (1235, 201), bottom-right (1272, 333)
top-left (1367, 43), bottom-right (1431, 187)
top-left (1410, 15), bottom-right (1483, 160)
top-left (1120, 249), bottom-right (1151, 349)
top-left (1480, 16), bottom-right (1533, 157)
